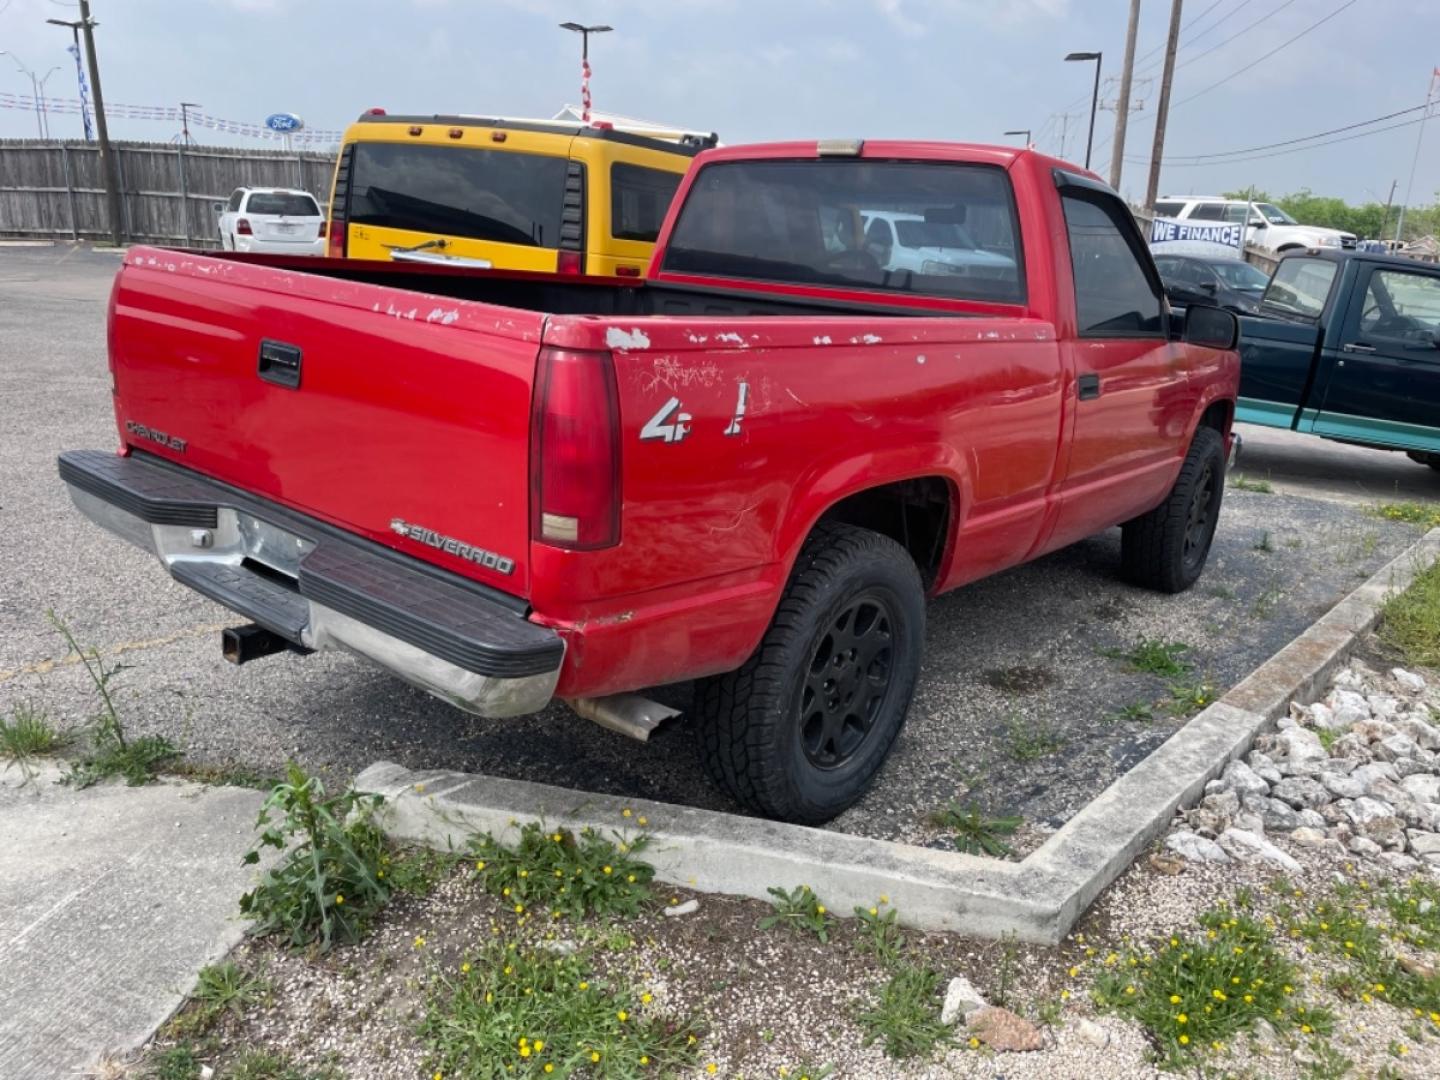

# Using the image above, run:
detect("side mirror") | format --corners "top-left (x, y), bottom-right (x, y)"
top-left (1249, 218), bottom-right (1268, 229)
top-left (1200, 279), bottom-right (1218, 293)
top-left (1184, 304), bottom-right (1240, 349)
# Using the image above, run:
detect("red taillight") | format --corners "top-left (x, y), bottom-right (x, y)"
top-left (557, 250), bottom-right (583, 275)
top-left (615, 265), bottom-right (641, 278)
top-left (532, 347), bottom-right (620, 550)
top-left (236, 218), bottom-right (253, 235)
top-left (317, 220), bottom-right (327, 239)
top-left (327, 219), bottom-right (346, 258)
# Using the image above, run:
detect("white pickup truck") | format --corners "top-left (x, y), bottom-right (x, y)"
top-left (1154, 196), bottom-right (1356, 254)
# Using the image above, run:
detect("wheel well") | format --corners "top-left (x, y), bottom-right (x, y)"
top-left (815, 477), bottom-right (951, 589)
top-left (1199, 399), bottom-right (1232, 438)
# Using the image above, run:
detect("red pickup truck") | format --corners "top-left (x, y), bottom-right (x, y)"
top-left (60, 140), bottom-right (1240, 823)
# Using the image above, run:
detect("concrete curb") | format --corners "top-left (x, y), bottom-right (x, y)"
top-left (357, 527), bottom-right (1440, 945)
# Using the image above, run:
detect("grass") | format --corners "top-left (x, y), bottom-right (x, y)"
top-left (419, 938), bottom-right (701, 1078)
top-left (1253, 531), bottom-right (1276, 553)
top-left (1105, 701), bottom-right (1156, 725)
top-left (852, 898), bottom-right (905, 966)
top-left (1092, 902), bottom-right (1334, 1068)
top-left (1166, 681), bottom-right (1219, 717)
top-left (145, 1043), bottom-right (206, 1080)
top-left (1101, 638), bottom-right (1193, 677)
top-left (470, 819), bottom-right (655, 922)
top-left (1379, 556), bottom-right (1440, 667)
top-left (928, 801), bottom-right (1022, 857)
top-left (165, 962), bottom-right (269, 1038)
top-left (167, 760), bottom-right (284, 790)
top-left (1232, 475), bottom-right (1274, 493)
top-left (1373, 501), bottom-right (1440, 529)
top-left (228, 1050), bottom-right (341, 1080)
top-left (1252, 582), bottom-right (1285, 620)
top-left (0, 700), bottom-right (66, 781)
top-left (49, 612), bottom-right (178, 788)
top-left (855, 963), bottom-right (953, 1060)
top-left (1006, 715), bottom-right (1064, 761)
top-left (759, 884), bottom-right (833, 942)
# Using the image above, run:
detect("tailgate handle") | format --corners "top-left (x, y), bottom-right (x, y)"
top-left (258, 339), bottom-right (302, 389)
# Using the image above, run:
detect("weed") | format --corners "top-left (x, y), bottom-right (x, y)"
top-left (853, 899), bottom-right (905, 966)
top-left (419, 938), bottom-right (701, 1078)
top-left (856, 963), bottom-right (952, 1060)
top-left (1034, 996), bottom-right (1064, 1027)
top-left (1252, 583), bottom-right (1285, 620)
top-left (1373, 502), bottom-right (1440, 529)
top-left (1316, 726), bottom-right (1340, 753)
top-left (145, 1043), bottom-right (205, 1080)
top-left (1232, 475), bottom-right (1274, 494)
top-left (238, 763), bottom-right (390, 950)
top-left (1006, 715), bottom-right (1064, 762)
top-left (386, 845), bottom-right (463, 897)
top-left (993, 932), bottom-right (1020, 1008)
top-left (1206, 584), bottom-right (1237, 600)
top-left (1106, 701), bottom-right (1156, 725)
top-left (228, 1050), bottom-right (341, 1080)
top-left (929, 801), bottom-right (1022, 857)
top-left (167, 761), bottom-right (282, 790)
top-left (1300, 1041), bottom-right (1353, 1080)
top-left (192, 961), bottom-right (267, 1020)
top-left (471, 820), bottom-right (654, 921)
top-left (1375, 1066), bottom-right (1406, 1080)
top-left (1379, 557), bottom-right (1440, 667)
top-left (777, 1062), bottom-right (834, 1080)
top-left (1253, 531), bottom-right (1275, 553)
top-left (50, 613), bottom-right (178, 788)
top-left (1291, 893), bottom-right (1440, 1014)
top-left (1093, 903), bottom-right (1332, 1068)
top-left (1166, 681), bottom-right (1218, 717)
top-left (1101, 639), bottom-right (1193, 677)
top-left (0, 700), bottom-right (66, 781)
top-left (760, 884), bottom-right (832, 943)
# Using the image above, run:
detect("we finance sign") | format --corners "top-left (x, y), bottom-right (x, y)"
top-left (1149, 217), bottom-right (1245, 260)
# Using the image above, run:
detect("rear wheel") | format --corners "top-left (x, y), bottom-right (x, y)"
top-left (694, 523), bottom-right (925, 824)
top-left (1407, 451), bottom-right (1440, 473)
top-left (1120, 427), bottom-right (1227, 593)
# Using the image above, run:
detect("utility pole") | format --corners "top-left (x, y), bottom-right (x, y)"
top-left (180, 102), bottom-right (200, 145)
top-left (1145, 0), bottom-right (1184, 211)
top-left (77, 0), bottom-right (124, 245)
top-left (1378, 179), bottom-right (1398, 243)
top-left (1109, 0), bottom-right (1142, 190)
top-left (1395, 70), bottom-right (1439, 244)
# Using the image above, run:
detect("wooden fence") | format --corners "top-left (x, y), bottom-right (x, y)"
top-left (0, 139), bottom-right (336, 248)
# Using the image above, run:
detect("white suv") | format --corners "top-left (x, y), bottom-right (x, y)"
top-left (216, 188), bottom-right (326, 256)
top-left (1153, 196), bottom-right (1356, 254)
top-left (859, 210), bottom-right (1017, 279)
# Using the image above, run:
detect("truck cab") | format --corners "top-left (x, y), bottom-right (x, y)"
top-left (1238, 250), bottom-right (1440, 470)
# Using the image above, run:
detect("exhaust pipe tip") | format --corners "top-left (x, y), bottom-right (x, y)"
top-left (222, 623), bottom-right (293, 665)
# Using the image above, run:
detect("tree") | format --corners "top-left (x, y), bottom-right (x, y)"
top-left (1223, 188), bottom-right (1440, 240)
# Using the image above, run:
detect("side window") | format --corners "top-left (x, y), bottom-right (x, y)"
top-left (227, 190), bottom-right (245, 213)
top-left (1153, 201), bottom-right (1185, 218)
top-left (610, 163), bottom-right (682, 243)
top-left (1223, 204), bottom-right (1249, 224)
top-left (1357, 269), bottom-right (1440, 347)
top-left (1188, 203), bottom-right (1227, 221)
top-left (1060, 189), bottom-right (1164, 337)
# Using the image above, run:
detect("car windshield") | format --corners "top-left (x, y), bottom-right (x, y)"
top-left (1256, 203), bottom-right (1298, 225)
top-left (1211, 260), bottom-right (1270, 291)
top-left (246, 193), bottom-right (320, 217)
top-left (1262, 257), bottom-right (1336, 320)
top-left (892, 219), bottom-right (977, 250)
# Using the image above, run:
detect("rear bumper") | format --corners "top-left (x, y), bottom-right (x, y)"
top-left (57, 450), bottom-right (564, 718)
top-left (232, 235), bottom-right (325, 256)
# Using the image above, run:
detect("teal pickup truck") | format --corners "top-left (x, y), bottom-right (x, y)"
top-left (1237, 250), bottom-right (1440, 472)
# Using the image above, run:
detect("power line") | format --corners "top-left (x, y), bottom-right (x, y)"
top-left (1134, 0), bottom-right (1250, 74)
top-left (1126, 110), bottom-right (1428, 167)
top-left (1167, 0), bottom-right (1304, 76)
top-left (1159, 101), bottom-right (1431, 161)
top-left (1172, 0), bottom-right (1361, 108)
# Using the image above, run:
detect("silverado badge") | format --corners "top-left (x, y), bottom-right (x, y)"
top-left (389, 518), bottom-right (515, 575)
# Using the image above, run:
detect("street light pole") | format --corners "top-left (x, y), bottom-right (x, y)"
top-left (1109, 0), bottom-right (1142, 190)
top-left (1146, 0), bottom-right (1185, 211)
top-left (48, 18), bottom-right (95, 141)
top-left (180, 102), bottom-right (201, 145)
top-left (76, 0), bottom-right (124, 245)
top-left (559, 22), bottom-right (612, 124)
top-left (1003, 129), bottom-right (1032, 146)
top-left (1, 54), bottom-right (58, 138)
top-left (1064, 51), bottom-right (1103, 170)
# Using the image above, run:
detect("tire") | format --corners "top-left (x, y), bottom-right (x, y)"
top-left (1121, 427), bottom-right (1227, 593)
top-left (1406, 451), bottom-right (1440, 473)
top-left (694, 522), bottom-right (925, 825)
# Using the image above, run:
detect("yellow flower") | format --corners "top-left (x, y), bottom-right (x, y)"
top-left (534, 1040), bottom-right (544, 1051)
top-left (504, 965), bottom-right (513, 975)
top-left (1375, 983), bottom-right (1387, 994)
top-left (591, 1051), bottom-right (601, 1062)
top-left (335, 894), bottom-right (344, 905)
top-left (579, 981), bottom-right (589, 990)
top-left (1301, 1024), bottom-right (1312, 1034)
top-left (628, 874), bottom-right (637, 883)
top-left (1169, 937), bottom-right (1178, 947)
top-left (485, 992), bottom-right (493, 1003)
top-left (545, 1067), bottom-right (554, 1075)
top-left (476, 860), bottom-right (486, 871)
top-left (1398, 1044), bottom-right (1409, 1055)
top-left (519, 870), bottom-right (529, 878)
top-left (414, 936), bottom-right (426, 948)
top-left (514, 904), bottom-right (524, 914)
top-left (1212, 989), bottom-right (1227, 1002)
top-left (817, 906), bottom-right (827, 915)
top-left (638, 816), bottom-right (648, 826)
top-left (553, 833), bottom-right (563, 842)
top-left (1169, 995), bottom-right (1181, 1005)
top-left (519, 1046), bottom-right (531, 1059)
top-left (1179, 1035), bottom-right (1189, 1046)
top-left (1125, 986), bottom-right (1135, 996)
top-left (968, 1036), bottom-right (980, 1049)
top-left (688, 1035), bottom-right (698, 1045)
top-left (618, 1010), bottom-right (629, 1022)
top-left (1244, 995), bottom-right (1253, 1004)
top-left (603, 866), bottom-right (613, 875)
top-left (461, 962), bottom-right (471, 973)
top-left (623, 808), bottom-right (633, 818)
top-left (880, 894), bottom-right (890, 904)
top-left (642, 992), bottom-right (653, 1004)
top-left (1069, 967), bottom-right (1080, 978)
top-left (869, 907), bottom-right (879, 916)
top-left (706, 1066), bottom-right (718, 1075)
top-left (1060, 989), bottom-right (1071, 1000)
top-left (376, 870), bottom-right (384, 879)
top-left (502, 887), bottom-right (511, 897)
top-left (640, 1057), bottom-right (650, 1066)
top-left (1177, 1014), bottom-right (1188, 1024)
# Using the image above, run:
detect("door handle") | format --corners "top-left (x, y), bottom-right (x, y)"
top-left (1077, 373), bottom-right (1101, 400)
top-left (1342, 343), bottom-right (1377, 354)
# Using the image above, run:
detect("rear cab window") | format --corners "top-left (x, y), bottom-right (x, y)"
top-left (1262, 257), bottom-right (1338, 321)
top-left (245, 192), bottom-right (320, 217)
top-left (1058, 184), bottom-right (1164, 337)
top-left (611, 163), bottom-right (682, 242)
top-left (349, 142), bottom-right (570, 248)
top-left (660, 159), bottom-right (1025, 304)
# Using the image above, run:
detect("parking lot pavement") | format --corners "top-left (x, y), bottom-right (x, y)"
top-left (1235, 421), bottom-right (1440, 510)
top-left (0, 244), bottom-right (1429, 850)
top-left (0, 764), bottom-right (264, 1078)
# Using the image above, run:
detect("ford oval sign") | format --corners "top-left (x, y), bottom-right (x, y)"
top-left (264, 113), bottom-right (304, 133)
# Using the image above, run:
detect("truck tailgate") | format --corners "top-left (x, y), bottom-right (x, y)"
top-left (109, 248), bottom-right (542, 596)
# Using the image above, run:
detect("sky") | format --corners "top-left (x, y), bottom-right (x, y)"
top-left (0, 0), bottom-right (1437, 207)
